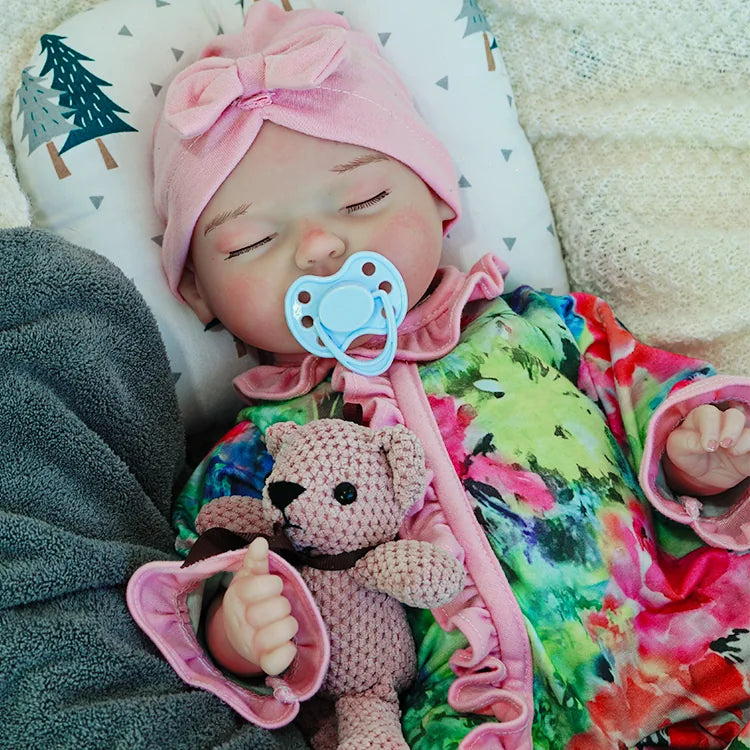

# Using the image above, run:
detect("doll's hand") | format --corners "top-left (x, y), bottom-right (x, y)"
top-left (209, 537), bottom-right (298, 676)
top-left (664, 403), bottom-right (750, 496)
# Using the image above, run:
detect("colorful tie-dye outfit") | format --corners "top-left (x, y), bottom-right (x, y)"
top-left (133, 255), bottom-right (750, 749)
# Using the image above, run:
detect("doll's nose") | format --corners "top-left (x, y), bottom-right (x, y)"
top-left (294, 224), bottom-right (346, 274)
top-left (267, 480), bottom-right (305, 512)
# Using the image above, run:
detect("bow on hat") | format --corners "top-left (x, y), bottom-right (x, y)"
top-left (165, 24), bottom-right (350, 139)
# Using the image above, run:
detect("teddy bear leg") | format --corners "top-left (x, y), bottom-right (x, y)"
top-left (297, 697), bottom-right (339, 750)
top-left (335, 692), bottom-right (409, 750)
top-left (309, 715), bottom-right (338, 750)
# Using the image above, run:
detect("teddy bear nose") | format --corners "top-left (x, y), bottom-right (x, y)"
top-left (267, 480), bottom-right (306, 512)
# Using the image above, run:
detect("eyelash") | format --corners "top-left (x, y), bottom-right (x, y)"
top-left (225, 191), bottom-right (390, 260)
top-left (226, 234), bottom-right (276, 260)
top-left (344, 190), bottom-right (390, 214)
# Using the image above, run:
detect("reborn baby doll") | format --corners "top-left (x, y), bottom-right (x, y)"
top-left (134, 2), bottom-right (750, 748)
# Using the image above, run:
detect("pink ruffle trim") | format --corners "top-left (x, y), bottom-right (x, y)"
top-left (232, 254), bottom-right (509, 402)
top-left (403, 486), bottom-right (532, 743)
top-left (392, 367), bottom-right (533, 749)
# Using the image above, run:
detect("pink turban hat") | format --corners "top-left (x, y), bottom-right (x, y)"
top-left (153, 0), bottom-right (460, 297)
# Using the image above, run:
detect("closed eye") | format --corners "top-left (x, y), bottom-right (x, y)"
top-left (225, 233), bottom-right (277, 260)
top-left (344, 190), bottom-right (390, 214)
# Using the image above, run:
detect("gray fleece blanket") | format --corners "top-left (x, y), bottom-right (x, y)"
top-left (0, 228), bottom-right (307, 749)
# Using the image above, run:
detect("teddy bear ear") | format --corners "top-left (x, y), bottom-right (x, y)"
top-left (264, 421), bottom-right (300, 457)
top-left (375, 425), bottom-right (427, 509)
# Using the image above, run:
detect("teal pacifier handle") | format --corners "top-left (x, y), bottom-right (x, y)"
top-left (284, 252), bottom-right (407, 376)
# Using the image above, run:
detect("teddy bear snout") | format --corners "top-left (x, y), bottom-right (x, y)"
top-left (267, 480), bottom-right (305, 512)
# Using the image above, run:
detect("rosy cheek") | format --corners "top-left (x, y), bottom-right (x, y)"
top-left (208, 271), bottom-right (263, 317)
top-left (369, 208), bottom-right (442, 300)
top-left (370, 207), bottom-right (434, 250)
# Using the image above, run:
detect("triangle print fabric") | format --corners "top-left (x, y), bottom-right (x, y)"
top-left (11, 0), bottom-right (568, 435)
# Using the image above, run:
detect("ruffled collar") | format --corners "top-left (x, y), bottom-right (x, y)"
top-left (233, 253), bottom-right (508, 401)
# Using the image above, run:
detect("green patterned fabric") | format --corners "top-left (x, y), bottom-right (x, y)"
top-left (174, 274), bottom-right (750, 748)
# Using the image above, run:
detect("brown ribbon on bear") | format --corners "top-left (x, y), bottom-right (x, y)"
top-left (183, 526), bottom-right (379, 571)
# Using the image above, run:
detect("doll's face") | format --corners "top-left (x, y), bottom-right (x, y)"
top-left (180, 122), bottom-right (455, 355)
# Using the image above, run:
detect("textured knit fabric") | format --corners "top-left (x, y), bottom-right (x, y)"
top-left (335, 694), bottom-right (406, 750)
top-left (0, 227), bottom-right (308, 749)
top-left (351, 540), bottom-right (465, 609)
top-left (173, 256), bottom-right (750, 749)
top-left (479, 0), bottom-right (750, 377)
top-left (196, 492), bottom-right (272, 537)
top-left (262, 421), bottom-right (428, 555)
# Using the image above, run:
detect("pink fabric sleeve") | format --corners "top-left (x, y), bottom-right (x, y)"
top-left (639, 375), bottom-right (750, 550)
top-left (126, 547), bottom-right (329, 728)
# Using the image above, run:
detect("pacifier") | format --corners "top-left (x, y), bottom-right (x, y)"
top-left (284, 252), bottom-right (408, 376)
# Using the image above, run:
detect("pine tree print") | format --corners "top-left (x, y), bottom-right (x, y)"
top-left (455, 0), bottom-right (497, 72)
top-left (15, 68), bottom-right (77, 179)
top-left (39, 34), bottom-right (137, 169)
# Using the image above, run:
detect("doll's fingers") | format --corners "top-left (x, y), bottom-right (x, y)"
top-left (728, 428), bottom-right (750, 457)
top-left (242, 537), bottom-right (270, 576)
top-left (722, 400), bottom-right (750, 419)
top-left (259, 642), bottom-right (298, 677)
top-left (686, 404), bottom-right (721, 451)
top-left (230, 572), bottom-right (284, 606)
top-left (247, 573), bottom-right (284, 602)
top-left (666, 424), bottom-right (705, 459)
top-left (245, 592), bottom-right (292, 629)
top-left (254, 615), bottom-right (299, 655)
top-left (718, 408), bottom-right (748, 449)
top-left (683, 403), bottom-right (720, 427)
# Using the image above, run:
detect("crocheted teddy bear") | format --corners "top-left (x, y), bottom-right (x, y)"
top-left (196, 418), bottom-right (465, 750)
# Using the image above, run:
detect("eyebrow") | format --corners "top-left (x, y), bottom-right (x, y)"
top-left (203, 202), bottom-right (253, 236)
top-left (330, 153), bottom-right (388, 173)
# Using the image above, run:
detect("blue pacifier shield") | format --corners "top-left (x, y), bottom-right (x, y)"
top-left (284, 252), bottom-right (408, 376)
top-left (318, 284), bottom-right (373, 332)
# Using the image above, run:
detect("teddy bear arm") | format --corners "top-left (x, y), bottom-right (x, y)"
top-left (352, 540), bottom-right (465, 608)
top-left (195, 495), bottom-right (274, 538)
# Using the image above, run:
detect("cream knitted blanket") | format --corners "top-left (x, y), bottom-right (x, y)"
top-left (479, 0), bottom-right (750, 375)
top-left (2, 0), bottom-right (749, 375)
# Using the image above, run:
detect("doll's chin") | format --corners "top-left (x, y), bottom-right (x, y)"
top-left (266, 333), bottom-right (376, 362)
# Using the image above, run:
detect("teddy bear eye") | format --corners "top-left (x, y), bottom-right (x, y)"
top-left (333, 482), bottom-right (357, 505)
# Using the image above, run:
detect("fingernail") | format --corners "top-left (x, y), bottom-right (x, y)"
top-left (721, 438), bottom-right (733, 448)
top-left (707, 440), bottom-right (718, 452)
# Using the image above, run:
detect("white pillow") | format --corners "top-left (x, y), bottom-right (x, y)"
top-left (12, 0), bottom-right (567, 435)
